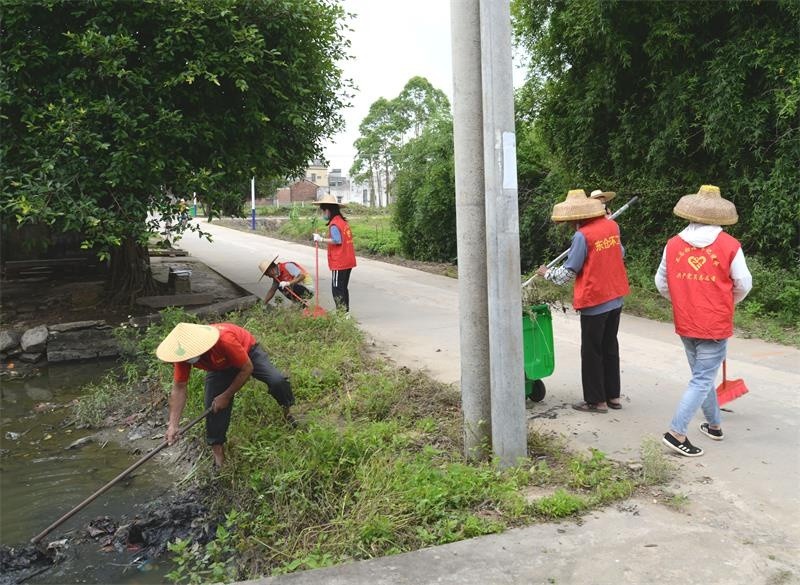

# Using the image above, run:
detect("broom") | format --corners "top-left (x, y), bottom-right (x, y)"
top-left (716, 359), bottom-right (749, 406)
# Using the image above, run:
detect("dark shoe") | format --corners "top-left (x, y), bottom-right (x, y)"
top-left (699, 423), bottom-right (724, 441)
top-left (572, 401), bottom-right (608, 413)
top-left (662, 432), bottom-right (704, 457)
top-left (607, 400), bottom-right (622, 410)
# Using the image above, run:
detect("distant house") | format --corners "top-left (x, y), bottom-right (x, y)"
top-left (305, 159), bottom-right (329, 188)
top-left (275, 179), bottom-right (319, 204)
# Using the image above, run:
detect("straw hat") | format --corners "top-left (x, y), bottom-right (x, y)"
top-left (258, 254), bottom-right (279, 282)
top-left (589, 189), bottom-right (616, 203)
top-left (311, 193), bottom-right (347, 206)
top-left (551, 189), bottom-right (606, 222)
top-left (156, 323), bottom-right (220, 362)
top-left (673, 185), bottom-right (738, 226)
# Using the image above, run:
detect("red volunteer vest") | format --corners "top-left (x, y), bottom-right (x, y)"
top-left (173, 323), bottom-right (257, 382)
top-left (275, 261), bottom-right (308, 284)
top-left (665, 232), bottom-right (740, 339)
top-left (573, 217), bottom-right (630, 310)
top-left (327, 215), bottom-right (357, 270)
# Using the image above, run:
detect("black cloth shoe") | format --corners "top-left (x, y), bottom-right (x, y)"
top-left (699, 423), bottom-right (724, 441)
top-left (662, 432), bottom-right (704, 457)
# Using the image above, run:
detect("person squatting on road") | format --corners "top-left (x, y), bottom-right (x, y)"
top-left (311, 193), bottom-right (356, 312)
top-left (655, 185), bottom-right (752, 457)
top-left (156, 322), bottom-right (296, 467)
top-left (536, 189), bottom-right (630, 413)
top-left (259, 254), bottom-right (313, 306)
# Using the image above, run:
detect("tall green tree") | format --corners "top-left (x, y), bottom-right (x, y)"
top-left (393, 118), bottom-right (456, 261)
top-left (1, 0), bottom-right (350, 302)
top-left (350, 77), bottom-right (450, 206)
top-left (512, 0), bottom-right (800, 265)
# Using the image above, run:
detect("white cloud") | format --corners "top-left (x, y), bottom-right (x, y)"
top-left (323, 0), bottom-right (453, 174)
top-left (322, 0), bottom-right (528, 175)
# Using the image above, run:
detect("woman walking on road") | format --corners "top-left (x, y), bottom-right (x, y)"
top-left (312, 194), bottom-right (356, 312)
top-left (655, 185), bottom-right (752, 457)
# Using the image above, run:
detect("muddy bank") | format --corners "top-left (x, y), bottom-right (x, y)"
top-left (1, 487), bottom-right (218, 585)
top-left (0, 361), bottom-right (219, 584)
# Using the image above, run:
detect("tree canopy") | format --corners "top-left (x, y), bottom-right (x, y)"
top-left (349, 77), bottom-right (455, 259)
top-left (1, 0), bottom-right (351, 299)
top-left (512, 0), bottom-right (800, 264)
top-left (350, 76), bottom-right (450, 206)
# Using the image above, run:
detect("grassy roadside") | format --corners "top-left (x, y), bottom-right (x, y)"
top-left (73, 305), bottom-right (677, 583)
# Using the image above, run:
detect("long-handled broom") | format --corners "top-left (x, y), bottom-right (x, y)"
top-left (716, 359), bottom-right (749, 406)
top-left (301, 241), bottom-right (327, 318)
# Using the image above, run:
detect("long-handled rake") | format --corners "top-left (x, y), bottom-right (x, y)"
top-left (31, 407), bottom-right (212, 544)
top-left (284, 284), bottom-right (326, 317)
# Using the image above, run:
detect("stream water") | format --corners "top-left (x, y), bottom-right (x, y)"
top-left (0, 362), bottom-right (175, 584)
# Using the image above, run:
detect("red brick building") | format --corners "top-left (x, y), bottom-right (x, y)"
top-left (275, 179), bottom-right (320, 204)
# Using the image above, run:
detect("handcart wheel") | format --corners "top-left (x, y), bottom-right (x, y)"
top-left (529, 380), bottom-right (546, 402)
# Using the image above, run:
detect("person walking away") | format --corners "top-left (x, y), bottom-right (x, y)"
top-left (655, 185), bottom-right (752, 457)
top-left (536, 189), bottom-right (630, 413)
top-left (259, 254), bottom-right (313, 306)
top-left (156, 322), bottom-right (296, 467)
top-left (311, 193), bottom-right (356, 312)
top-left (590, 189), bottom-right (615, 216)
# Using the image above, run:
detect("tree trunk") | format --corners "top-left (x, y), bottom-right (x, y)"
top-left (109, 236), bottom-right (160, 306)
top-left (384, 162), bottom-right (391, 205)
top-left (374, 162), bottom-right (383, 207)
top-left (369, 168), bottom-right (377, 208)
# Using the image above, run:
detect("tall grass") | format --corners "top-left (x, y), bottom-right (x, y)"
top-left (74, 305), bottom-right (662, 582)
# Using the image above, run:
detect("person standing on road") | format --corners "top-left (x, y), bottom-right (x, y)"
top-left (656, 185), bottom-right (752, 457)
top-left (258, 254), bottom-right (313, 306)
top-left (536, 189), bottom-right (630, 413)
top-left (157, 322), bottom-right (296, 467)
top-left (311, 193), bottom-right (356, 312)
top-left (590, 189), bottom-right (615, 216)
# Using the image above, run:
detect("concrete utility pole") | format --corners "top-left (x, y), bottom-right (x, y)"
top-left (479, 0), bottom-right (527, 467)
top-left (450, 0), bottom-right (492, 460)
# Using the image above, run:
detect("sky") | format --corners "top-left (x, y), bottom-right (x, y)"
top-left (321, 0), bottom-right (455, 175)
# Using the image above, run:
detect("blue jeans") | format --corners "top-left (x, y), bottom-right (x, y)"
top-left (669, 337), bottom-right (727, 435)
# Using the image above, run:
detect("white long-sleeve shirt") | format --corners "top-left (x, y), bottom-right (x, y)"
top-left (654, 223), bottom-right (752, 304)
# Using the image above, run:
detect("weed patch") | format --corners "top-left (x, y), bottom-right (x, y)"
top-left (75, 306), bottom-right (672, 582)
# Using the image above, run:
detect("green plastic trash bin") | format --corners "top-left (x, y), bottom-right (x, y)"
top-left (522, 304), bottom-right (555, 401)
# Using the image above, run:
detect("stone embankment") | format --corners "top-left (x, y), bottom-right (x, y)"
top-left (0, 320), bottom-right (119, 367)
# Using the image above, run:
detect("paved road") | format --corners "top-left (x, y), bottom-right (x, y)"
top-left (178, 220), bottom-right (800, 585)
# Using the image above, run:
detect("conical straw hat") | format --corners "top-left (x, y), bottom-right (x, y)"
top-left (258, 254), bottom-right (279, 282)
top-left (673, 185), bottom-right (738, 226)
top-left (311, 193), bottom-right (347, 206)
top-left (590, 189), bottom-right (616, 203)
top-left (156, 323), bottom-right (220, 362)
top-left (551, 189), bottom-right (606, 222)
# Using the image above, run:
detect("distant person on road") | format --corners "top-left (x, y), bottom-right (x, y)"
top-left (311, 193), bottom-right (356, 312)
top-left (259, 254), bottom-right (313, 306)
top-left (178, 198), bottom-right (189, 226)
top-left (157, 322), bottom-right (296, 467)
top-left (536, 189), bottom-right (630, 414)
top-left (590, 189), bottom-right (615, 216)
top-left (655, 185), bottom-right (752, 457)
